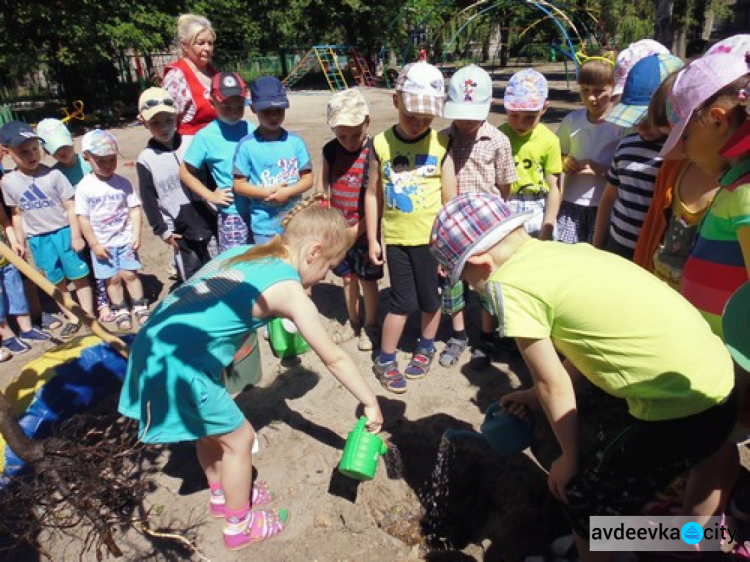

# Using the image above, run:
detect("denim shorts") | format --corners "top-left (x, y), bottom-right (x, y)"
top-left (332, 237), bottom-right (384, 281)
top-left (0, 263), bottom-right (30, 321)
top-left (91, 245), bottom-right (142, 280)
top-left (28, 226), bottom-right (90, 285)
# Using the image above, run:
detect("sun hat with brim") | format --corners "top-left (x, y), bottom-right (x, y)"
top-left (606, 53), bottom-right (685, 128)
top-left (723, 282), bottom-right (750, 371)
top-left (395, 62), bottom-right (445, 117)
top-left (430, 193), bottom-right (534, 286)
top-left (35, 118), bottom-right (73, 155)
top-left (660, 53), bottom-right (750, 159)
top-left (327, 88), bottom-right (369, 127)
top-left (444, 64), bottom-right (493, 120)
top-left (81, 129), bottom-right (119, 157)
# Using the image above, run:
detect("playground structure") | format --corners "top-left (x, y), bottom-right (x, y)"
top-left (381, 0), bottom-right (610, 88)
top-left (283, 45), bottom-right (376, 91)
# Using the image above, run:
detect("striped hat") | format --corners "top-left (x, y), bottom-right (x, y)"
top-left (430, 193), bottom-right (533, 285)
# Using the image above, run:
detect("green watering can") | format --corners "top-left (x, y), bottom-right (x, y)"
top-left (268, 318), bottom-right (310, 359)
top-left (338, 417), bottom-right (388, 481)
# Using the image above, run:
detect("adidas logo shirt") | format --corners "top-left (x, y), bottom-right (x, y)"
top-left (1, 166), bottom-right (75, 236)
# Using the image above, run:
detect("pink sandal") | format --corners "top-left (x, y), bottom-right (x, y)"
top-left (210, 480), bottom-right (275, 517)
top-left (223, 508), bottom-right (289, 550)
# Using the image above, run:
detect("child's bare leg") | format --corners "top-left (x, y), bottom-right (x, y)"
top-left (480, 307), bottom-right (496, 334)
top-left (361, 279), bottom-right (379, 327)
top-left (196, 436), bottom-right (224, 485)
top-left (71, 277), bottom-right (95, 317)
top-left (420, 309), bottom-right (440, 341)
top-left (452, 308), bottom-right (466, 334)
top-left (15, 314), bottom-right (32, 333)
top-left (120, 270), bottom-right (144, 301)
top-left (0, 321), bottom-right (15, 340)
top-left (55, 279), bottom-right (82, 323)
top-left (216, 421), bottom-right (254, 511)
top-left (106, 274), bottom-right (124, 306)
top-left (380, 312), bottom-right (407, 354)
top-left (342, 276), bottom-right (361, 327)
top-left (682, 441), bottom-right (739, 518)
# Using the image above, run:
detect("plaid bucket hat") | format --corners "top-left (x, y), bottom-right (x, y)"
top-left (430, 193), bottom-right (534, 285)
top-left (395, 62), bottom-right (445, 117)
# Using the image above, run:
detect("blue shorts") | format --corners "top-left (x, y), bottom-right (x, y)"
top-left (0, 263), bottom-right (30, 321)
top-left (332, 238), bottom-right (384, 281)
top-left (28, 227), bottom-right (90, 285)
top-left (91, 245), bottom-right (142, 280)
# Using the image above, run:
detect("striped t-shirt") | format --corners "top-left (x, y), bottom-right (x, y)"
top-left (323, 138), bottom-right (369, 227)
top-left (605, 133), bottom-right (664, 249)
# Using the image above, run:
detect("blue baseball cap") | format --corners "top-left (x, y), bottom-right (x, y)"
top-left (606, 54), bottom-right (684, 128)
top-left (250, 76), bottom-right (289, 111)
top-left (0, 121), bottom-right (40, 148)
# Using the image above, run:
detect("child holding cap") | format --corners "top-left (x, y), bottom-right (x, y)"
top-left (0, 121), bottom-right (95, 339)
top-left (181, 72), bottom-right (255, 253)
top-left (499, 69), bottom-right (562, 241)
top-left (76, 130), bottom-right (148, 330)
top-left (365, 62), bottom-right (457, 393)
top-left (430, 192), bottom-right (738, 562)
top-left (660, 50), bottom-right (750, 338)
top-left (321, 89), bottom-right (383, 351)
top-left (439, 64), bottom-right (516, 368)
top-left (137, 87), bottom-right (216, 282)
top-left (234, 76), bottom-right (313, 244)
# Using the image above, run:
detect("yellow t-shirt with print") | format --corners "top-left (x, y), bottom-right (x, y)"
top-left (373, 126), bottom-right (449, 246)
top-left (483, 239), bottom-right (733, 421)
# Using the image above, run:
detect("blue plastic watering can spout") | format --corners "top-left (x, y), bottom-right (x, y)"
top-left (443, 429), bottom-right (490, 447)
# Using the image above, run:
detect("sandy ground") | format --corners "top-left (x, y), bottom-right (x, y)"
top-left (2, 64), bottom-right (726, 562)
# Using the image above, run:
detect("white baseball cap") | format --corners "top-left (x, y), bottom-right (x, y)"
top-left (444, 64), bottom-right (493, 121)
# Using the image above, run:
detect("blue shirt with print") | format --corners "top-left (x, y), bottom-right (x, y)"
top-left (233, 129), bottom-right (311, 237)
top-left (184, 119), bottom-right (256, 216)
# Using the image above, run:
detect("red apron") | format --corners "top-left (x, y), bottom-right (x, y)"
top-left (164, 59), bottom-right (218, 136)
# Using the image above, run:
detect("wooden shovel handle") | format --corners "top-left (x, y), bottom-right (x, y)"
top-left (0, 241), bottom-right (130, 359)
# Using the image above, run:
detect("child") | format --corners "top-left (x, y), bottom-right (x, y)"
top-left (118, 195), bottom-right (384, 551)
top-left (659, 51), bottom-right (750, 338)
top-left (320, 89), bottom-right (383, 351)
top-left (0, 203), bottom-right (50, 358)
top-left (439, 64), bottom-right (517, 368)
top-left (499, 69), bottom-right (562, 241)
top-left (592, 54), bottom-right (684, 259)
top-left (181, 72), bottom-right (256, 253)
top-left (233, 76), bottom-right (313, 244)
top-left (75, 130), bottom-right (148, 330)
top-left (365, 62), bottom-right (457, 393)
top-left (556, 56), bottom-right (623, 244)
top-left (430, 192), bottom-right (737, 562)
top-left (36, 117), bottom-right (113, 323)
top-left (137, 87), bottom-right (216, 282)
top-left (0, 121), bottom-right (94, 339)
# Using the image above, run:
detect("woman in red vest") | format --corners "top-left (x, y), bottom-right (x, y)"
top-left (163, 13), bottom-right (218, 155)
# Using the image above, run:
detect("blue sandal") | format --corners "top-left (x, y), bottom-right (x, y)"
top-left (373, 360), bottom-right (407, 394)
top-left (405, 346), bottom-right (436, 380)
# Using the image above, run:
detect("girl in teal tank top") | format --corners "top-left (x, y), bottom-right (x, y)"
top-left (118, 194), bottom-right (384, 551)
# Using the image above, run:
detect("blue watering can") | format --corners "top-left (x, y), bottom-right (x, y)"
top-left (444, 402), bottom-right (534, 456)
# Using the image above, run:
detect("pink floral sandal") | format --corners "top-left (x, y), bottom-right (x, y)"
top-left (223, 508), bottom-right (289, 550)
top-left (210, 480), bottom-right (275, 517)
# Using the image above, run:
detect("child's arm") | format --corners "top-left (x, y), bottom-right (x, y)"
top-left (10, 208), bottom-right (26, 252)
top-left (365, 150), bottom-right (383, 266)
top-left (0, 205), bottom-right (24, 257)
top-left (129, 206), bottom-right (142, 251)
top-left (264, 170), bottom-right (313, 204)
top-left (138, 162), bottom-right (178, 248)
top-left (540, 173), bottom-right (562, 241)
top-left (63, 199), bottom-right (85, 252)
top-left (261, 281), bottom-right (384, 432)
top-left (441, 152), bottom-right (458, 203)
top-left (511, 336), bottom-right (579, 503)
top-left (78, 215), bottom-right (108, 259)
top-left (180, 162), bottom-right (234, 207)
top-left (316, 154), bottom-right (330, 196)
top-left (592, 183), bottom-right (618, 249)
